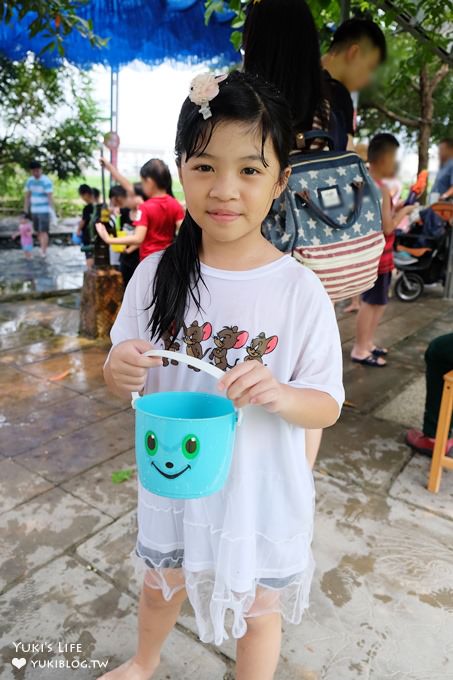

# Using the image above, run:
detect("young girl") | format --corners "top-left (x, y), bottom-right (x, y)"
top-left (11, 213), bottom-right (34, 259)
top-left (101, 71), bottom-right (344, 680)
top-left (96, 159), bottom-right (184, 262)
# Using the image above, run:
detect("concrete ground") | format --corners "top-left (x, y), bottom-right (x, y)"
top-left (1, 284), bottom-right (453, 679)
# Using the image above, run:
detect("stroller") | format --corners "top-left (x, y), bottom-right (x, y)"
top-left (394, 201), bottom-right (453, 302)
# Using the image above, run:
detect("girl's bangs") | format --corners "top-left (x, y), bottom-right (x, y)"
top-left (183, 110), bottom-right (274, 169)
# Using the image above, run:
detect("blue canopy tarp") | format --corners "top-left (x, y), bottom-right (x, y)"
top-left (0, 0), bottom-right (237, 68)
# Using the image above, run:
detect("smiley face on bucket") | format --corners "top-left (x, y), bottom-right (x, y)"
top-left (134, 390), bottom-right (237, 498)
top-left (144, 430), bottom-right (201, 479)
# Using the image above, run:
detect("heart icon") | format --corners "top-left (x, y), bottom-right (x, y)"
top-left (12, 657), bottom-right (27, 669)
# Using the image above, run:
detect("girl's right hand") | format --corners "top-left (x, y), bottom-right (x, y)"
top-left (105, 339), bottom-right (163, 397)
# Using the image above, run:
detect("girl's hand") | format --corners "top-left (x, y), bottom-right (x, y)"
top-left (106, 339), bottom-right (163, 397)
top-left (100, 156), bottom-right (112, 171)
top-left (95, 222), bottom-right (110, 243)
top-left (218, 360), bottom-right (284, 412)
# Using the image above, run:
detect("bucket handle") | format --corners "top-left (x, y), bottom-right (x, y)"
top-left (131, 349), bottom-right (242, 424)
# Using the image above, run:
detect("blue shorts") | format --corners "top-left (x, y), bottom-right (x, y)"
top-left (361, 272), bottom-right (392, 306)
top-left (22, 244), bottom-right (33, 252)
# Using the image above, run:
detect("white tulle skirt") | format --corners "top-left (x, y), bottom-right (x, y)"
top-left (133, 407), bottom-right (316, 645)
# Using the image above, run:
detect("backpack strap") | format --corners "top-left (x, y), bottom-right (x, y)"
top-left (295, 130), bottom-right (335, 152)
top-left (296, 181), bottom-right (365, 230)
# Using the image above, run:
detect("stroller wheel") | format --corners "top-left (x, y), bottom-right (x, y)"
top-left (395, 273), bottom-right (424, 302)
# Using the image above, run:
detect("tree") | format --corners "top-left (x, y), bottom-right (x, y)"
top-left (0, 55), bottom-right (102, 185)
top-left (0, 0), bottom-right (106, 56)
top-left (359, 33), bottom-right (452, 173)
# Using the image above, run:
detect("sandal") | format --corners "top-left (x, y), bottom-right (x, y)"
top-left (351, 354), bottom-right (386, 368)
top-left (371, 346), bottom-right (388, 357)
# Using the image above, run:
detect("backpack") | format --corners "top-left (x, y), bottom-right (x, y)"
top-left (263, 131), bottom-right (385, 302)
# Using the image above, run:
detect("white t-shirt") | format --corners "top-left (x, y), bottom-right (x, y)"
top-left (110, 252), bottom-right (344, 644)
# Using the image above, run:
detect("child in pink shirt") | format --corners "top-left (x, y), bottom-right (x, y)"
top-left (12, 214), bottom-right (34, 259)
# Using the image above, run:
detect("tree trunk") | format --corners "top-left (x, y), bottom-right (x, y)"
top-left (418, 64), bottom-right (432, 180)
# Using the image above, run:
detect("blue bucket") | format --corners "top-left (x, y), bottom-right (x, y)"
top-left (132, 350), bottom-right (240, 499)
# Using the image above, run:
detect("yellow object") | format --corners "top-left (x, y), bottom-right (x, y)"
top-left (111, 230), bottom-right (127, 253)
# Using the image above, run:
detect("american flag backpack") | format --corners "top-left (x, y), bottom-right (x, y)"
top-left (263, 131), bottom-right (385, 302)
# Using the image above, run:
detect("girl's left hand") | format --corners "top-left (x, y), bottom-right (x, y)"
top-left (218, 361), bottom-right (284, 412)
top-left (95, 222), bottom-right (110, 242)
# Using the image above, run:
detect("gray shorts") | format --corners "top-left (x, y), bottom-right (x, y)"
top-left (31, 213), bottom-right (50, 233)
top-left (136, 542), bottom-right (298, 589)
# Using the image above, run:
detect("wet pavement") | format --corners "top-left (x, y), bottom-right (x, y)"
top-left (0, 245), bottom-right (85, 298)
top-left (1, 286), bottom-right (453, 679)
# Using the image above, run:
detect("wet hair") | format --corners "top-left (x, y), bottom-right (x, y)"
top-left (243, 0), bottom-right (328, 134)
top-left (368, 133), bottom-right (399, 163)
top-left (140, 158), bottom-right (174, 197)
top-left (29, 160), bottom-right (42, 170)
top-left (109, 185), bottom-right (127, 200)
top-left (147, 70), bottom-right (292, 341)
top-left (78, 183), bottom-right (92, 196)
top-left (330, 18), bottom-right (387, 62)
top-left (92, 188), bottom-right (100, 201)
top-left (133, 182), bottom-right (146, 199)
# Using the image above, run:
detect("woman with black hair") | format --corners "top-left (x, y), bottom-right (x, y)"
top-left (243, 0), bottom-right (332, 150)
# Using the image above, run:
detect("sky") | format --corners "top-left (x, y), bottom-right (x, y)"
top-left (91, 61), bottom-right (205, 175)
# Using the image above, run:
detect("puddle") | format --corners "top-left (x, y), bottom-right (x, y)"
top-left (0, 245), bottom-right (85, 300)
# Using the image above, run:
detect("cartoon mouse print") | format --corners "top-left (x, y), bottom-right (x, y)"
top-left (209, 326), bottom-right (249, 371)
top-left (161, 328), bottom-right (181, 366)
top-left (182, 320), bottom-right (213, 370)
top-left (245, 332), bottom-right (279, 364)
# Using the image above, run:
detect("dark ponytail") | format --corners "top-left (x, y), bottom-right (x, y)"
top-left (147, 70), bottom-right (292, 342)
top-left (140, 158), bottom-right (174, 197)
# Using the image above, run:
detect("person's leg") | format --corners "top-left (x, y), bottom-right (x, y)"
top-left (236, 613), bottom-right (282, 680)
top-left (367, 272), bottom-right (392, 354)
top-left (40, 230), bottom-right (49, 253)
top-left (98, 579), bottom-right (187, 680)
top-left (344, 295), bottom-right (360, 313)
top-left (351, 302), bottom-right (386, 365)
top-left (423, 333), bottom-right (453, 438)
top-left (305, 429), bottom-right (323, 469)
top-left (37, 214), bottom-right (50, 254)
top-left (366, 304), bottom-right (387, 352)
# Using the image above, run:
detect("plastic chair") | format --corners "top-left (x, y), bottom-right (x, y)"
top-left (428, 370), bottom-right (453, 493)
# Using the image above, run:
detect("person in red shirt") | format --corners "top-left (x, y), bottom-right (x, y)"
top-left (96, 158), bottom-right (185, 262)
top-left (351, 134), bottom-right (415, 367)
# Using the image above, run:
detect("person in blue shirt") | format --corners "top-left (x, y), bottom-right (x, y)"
top-left (431, 138), bottom-right (453, 200)
top-left (24, 160), bottom-right (54, 257)
top-left (409, 139), bottom-right (453, 246)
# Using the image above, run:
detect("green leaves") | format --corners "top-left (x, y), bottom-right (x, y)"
top-left (204, 0), bottom-right (225, 25)
top-left (0, 0), bottom-right (107, 57)
top-left (0, 56), bottom-right (102, 184)
top-left (205, 0), bottom-right (250, 49)
top-left (111, 469), bottom-right (135, 484)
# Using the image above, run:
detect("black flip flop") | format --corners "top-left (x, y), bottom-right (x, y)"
top-left (371, 346), bottom-right (388, 357)
top-left (351, 354), bottom-right (386, 368)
